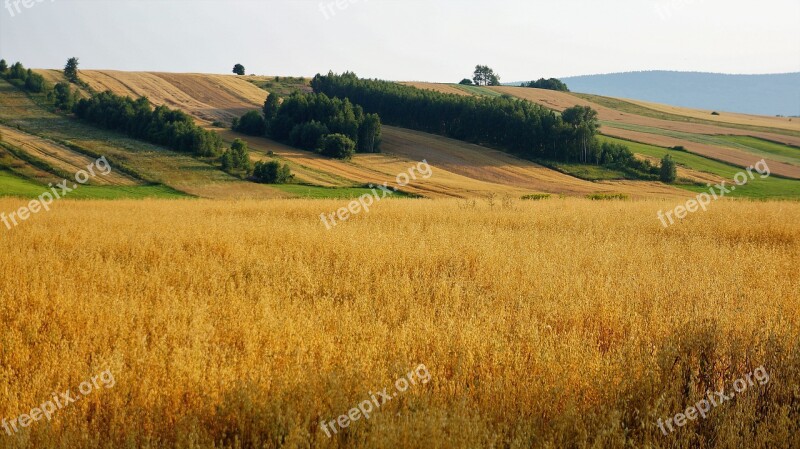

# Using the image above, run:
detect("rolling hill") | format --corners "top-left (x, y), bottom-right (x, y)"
top-left (1, 69), bottom-right (798, 201)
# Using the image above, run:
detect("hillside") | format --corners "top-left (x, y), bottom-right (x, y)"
top-left (3, 70), bottom-right (798, 200)
top-left (558, 71), bottom-right (800, 117)
top-left (10, 70), bottom-right (696, 200)
top-left (405, 82), bottom-right (800, 189)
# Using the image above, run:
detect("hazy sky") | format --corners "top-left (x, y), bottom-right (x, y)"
top-left (1, 0), bottom-right (798, 82)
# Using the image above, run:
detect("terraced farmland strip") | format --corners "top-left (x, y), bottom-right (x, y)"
top-left (0, 124), bottom-right (140, 186)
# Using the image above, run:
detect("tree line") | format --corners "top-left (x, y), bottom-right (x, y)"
top-left (74, 92), bottom-right (223, 157)
top-left (522, 78), bottom-right (570, 92)
top-left (0, 59), bottom-right (85, 111)
top-left (233, 91), bottom-right (382, 160)
top-left (310, 72), bottom-right (653, 172)
top-left (2, 57), bottom-right (297, 184)
top-left (0, 60), bottom-right (48, 95)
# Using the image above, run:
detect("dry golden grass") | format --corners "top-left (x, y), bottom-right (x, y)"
top-left (0, 198), bottom-right (798, 448)
top-left (0, 125), bottom-right (139, 186)
top-left (35, 70), bottom-right (269, 123)
top-left (624, 98), bottom-right (800, 132)
top-left (487, 86), bottom-right (800, 144)
top-left (28, 70), bottom-right (725, 198)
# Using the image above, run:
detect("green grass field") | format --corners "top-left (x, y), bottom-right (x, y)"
top-left (453, 84), bottom-right (504, 97)
top-left (602, 122), bottom-right (800, 167)
top-left (577, 93), bottom-right (800, 138)
top-left (716, 135), bottom-right (800, 160)
top-left (600, 135), bottom-right (800, 199)
top-left (0, 169), bottom-right (186, 199)
top-left (546, 162), bottom-right (630, 181)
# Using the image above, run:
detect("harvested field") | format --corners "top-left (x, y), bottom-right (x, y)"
top-left (0, 125), bottom-right (140, 186)
top-left (603, 126), bottom-right (800, 179)
top-left (35, 70), bottom-right (269, 123)
top-left (380, 126), bottom-right (690, 199)
top-left (624, 98), bottom-right (800, 132)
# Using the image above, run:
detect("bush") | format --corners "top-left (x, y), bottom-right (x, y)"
top-left (320, 134), bottom-right (356, 160)
top-left (587, 193), bottom-right (629, 201)
top-left (521, 194), bottom-right (551, 201)
top-left (233, 110), bottom-right (266, 136)
top-left (252, 160), bottom-right (293, 184)
top-left (24, 70), bottom-right (46, 93)
top-left (660, 154), bottom-right (677, 183)
top-left (54, 83), bottom-right (76, 111)
top-left (458, 79), bottom-right (473, 85)
top-left (220, 138), bottom-right (252, 175)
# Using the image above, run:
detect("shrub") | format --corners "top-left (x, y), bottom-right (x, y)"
top-left (320, 134), bottom-right (356, 160)
top-left (253, 160), bottom-right (293, 184)
top-left (221, 139), bottom-right (252, 175)
top-left (24, 70), bottom-right (46, 93)
top-left (53, 83), bottom-right (76, 111)
top-left (233, 110), bottom-right (266, 136)
top-left (587, 193), bottom-right (629, 201)
top-left (521, 194), bottom-right (551, 201)
top-left (660, 154), bottom-right (677, 183)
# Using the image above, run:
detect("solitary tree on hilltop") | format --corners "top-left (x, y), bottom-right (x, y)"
top-left (64, 57), bottom-right (79, 83)
top-left (473, 65), bottom-right (501, 86)
top-left (233, 64), bottom-right (245, 76)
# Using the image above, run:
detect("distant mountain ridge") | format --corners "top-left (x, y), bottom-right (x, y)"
top-left (513, 71), bottom-right (800, 117)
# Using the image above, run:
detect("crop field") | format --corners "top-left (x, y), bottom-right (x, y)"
top-left (0, 198), bottom-right (797, 449)
top-left (404, 82), bottom-right (800, 180)
top-left (35, 70), bottom-right (270, 123)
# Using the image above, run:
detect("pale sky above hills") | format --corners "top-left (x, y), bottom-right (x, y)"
top-left (1, 0), bottom-right (798, 82)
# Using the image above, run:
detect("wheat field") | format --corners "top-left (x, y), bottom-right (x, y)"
top-left (0, 197), bottom-right (798, 448)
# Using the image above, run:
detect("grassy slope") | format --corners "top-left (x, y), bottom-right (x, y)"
top-left (13, 71), bottom-right (799, 199)
top-left (575, 93), bottom-right (800, 138)
top-left (0, 168), bottom-right (185, 199)
top-left (79, 70), bottom-right (685, 199)
top-left (0, 79), bottom-right (292, 199)
top-left (600, 135), bottom-right (800, 199)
